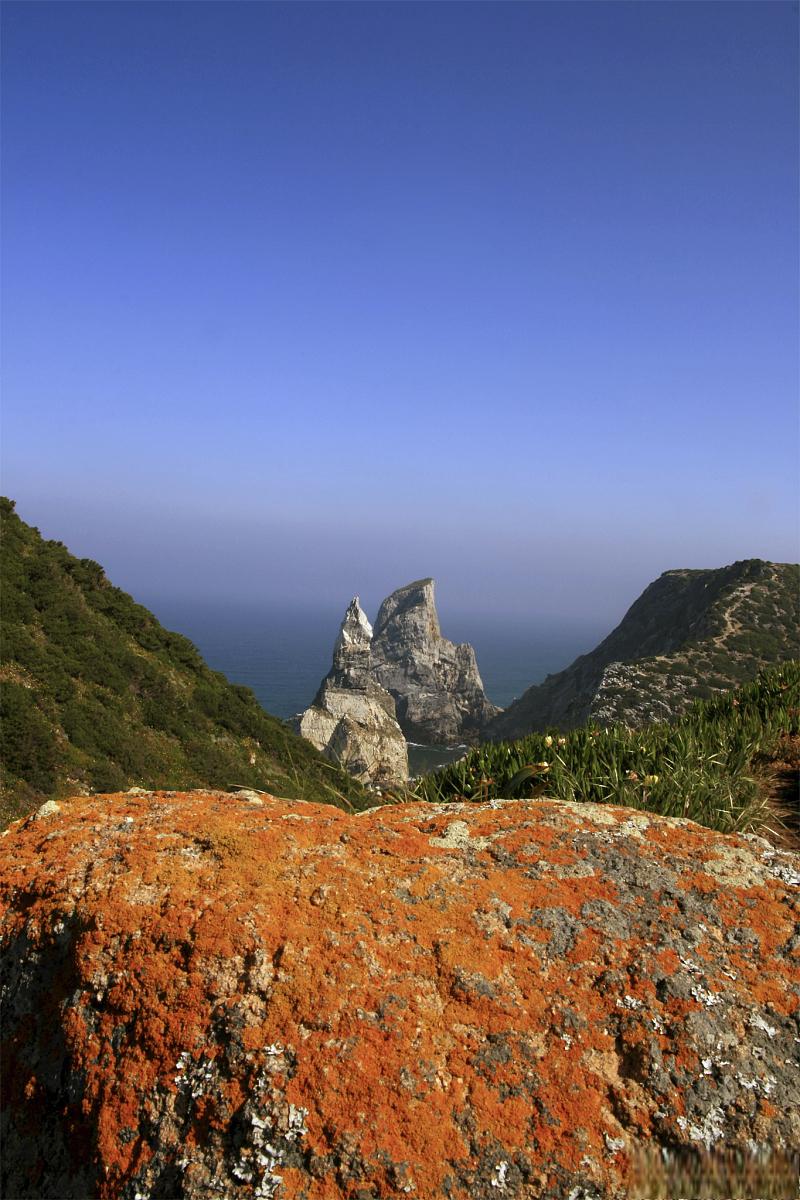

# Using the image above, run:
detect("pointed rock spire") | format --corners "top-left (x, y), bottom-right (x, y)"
top-left (295, 598), bottom-right (408, 787)
top-left (329, 597), bottom-right (373, 689)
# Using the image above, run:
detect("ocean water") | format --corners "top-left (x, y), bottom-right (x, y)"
top-left (143, 598), bottom-right (605, 769)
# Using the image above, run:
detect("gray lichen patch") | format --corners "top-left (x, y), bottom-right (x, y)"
top-left (428, 819), bottom-right (491, 852)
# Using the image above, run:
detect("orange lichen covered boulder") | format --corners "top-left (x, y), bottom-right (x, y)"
top-left (1, 790), bottom-right (798, 1199)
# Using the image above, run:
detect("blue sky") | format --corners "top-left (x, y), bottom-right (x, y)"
top-left (2, 1), bottom-right (798, 626)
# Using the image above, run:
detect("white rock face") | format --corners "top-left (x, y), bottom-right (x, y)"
top-left (335, 600), bottom-right (373, 651)
top-left (296, 599), bottom-right (408, 787)
top-left (371, 579), bottom-right (500, 744)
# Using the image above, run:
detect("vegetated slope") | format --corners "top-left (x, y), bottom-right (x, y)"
top-left (416, 663), bottom-right (800, 840)
top-left (487, 558), bottom-right (800, 740)
top-left (0, 498), bottom-right (368, 825)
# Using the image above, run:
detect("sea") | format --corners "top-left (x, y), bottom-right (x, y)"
top-left (142, 598), bottom-right (606, 776)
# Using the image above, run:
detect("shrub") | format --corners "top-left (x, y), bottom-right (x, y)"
top-left (0, 684), bottom-right (60, 793)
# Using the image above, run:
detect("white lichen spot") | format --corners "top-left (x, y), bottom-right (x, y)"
top-left (735, 1072), bottom-right (776, 1097)
top-left (604, 1134), bottom-right (625, 1154)
top-left (676, 1106), bottom-right (726, 1150)
top-left (690, 984), bottom-right (723, 1008)
top-left (749, 1013), bottom-right (777, 1038)
top-left (173, 1052), bottom-right (214, 1097)
top-left (490, 1160), bottom-right (509, 1189)
top-left (286, 1104), bottom-right (308, 1138)
top-left (429, 820), bottom-right (490, 851)
top-left (770, 862), bottom-right (800, 887)
top-left (617, 995), bottom-right (643, 1010)
top-left (34, 800), bottom-right (61, 820)
top-left (173, 1050), bottom-right (191, 1085)
top-left (240, 1100), bottom-right (309, 1199)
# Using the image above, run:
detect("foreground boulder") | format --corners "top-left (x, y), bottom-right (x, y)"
top-left (296, 598), bottom-right (408, 786)
top-left (2, 791), bottom-right (798, 1199)
top-left (371, 578), bottom-right (499, 743)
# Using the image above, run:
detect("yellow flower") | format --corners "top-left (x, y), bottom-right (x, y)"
top-left (643, 774), bottom-right (659, 786)
top-left (544, 735), bottom-right (553, 747)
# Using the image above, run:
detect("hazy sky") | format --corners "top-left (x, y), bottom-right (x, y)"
top-left (2, 1), bottom-right (798, 627)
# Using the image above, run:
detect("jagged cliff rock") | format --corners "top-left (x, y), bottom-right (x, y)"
top-left (296, 599), bottom-right (408, 786)
top-left (3, 789), bottom-right (798, 1199)
top-left (371, 578), bottom-right (499, 743)
top-left (488, 559), bottom-right (800, 740)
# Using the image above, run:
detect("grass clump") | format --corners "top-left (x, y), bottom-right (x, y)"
top-left (414, 663), bottom-right (800, 837)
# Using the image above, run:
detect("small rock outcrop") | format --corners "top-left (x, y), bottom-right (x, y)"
top-left (296, 598), bottom-right (408, 786)
top-left (371, 578), bottom-right (499, 743)
top-left (2, 790), bottom-right (798, 1199)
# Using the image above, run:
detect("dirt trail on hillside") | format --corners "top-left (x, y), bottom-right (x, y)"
top-left (715, 576), bottom-right (765, 648)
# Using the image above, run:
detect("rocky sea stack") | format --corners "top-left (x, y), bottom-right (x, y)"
top-left (296, 581), bottom-right (499, 786)
top-left (2, 790), bottom-right (798, 1198)
top-left (371, 578), bottom-right (499, 744)
top-left (296, 599), bottom-right (408, 786)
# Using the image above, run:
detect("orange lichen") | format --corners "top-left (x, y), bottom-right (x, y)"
top-left (681, 871), bottom-right (720, 895)
top-left (2, 791), bottom-right (798, 1200)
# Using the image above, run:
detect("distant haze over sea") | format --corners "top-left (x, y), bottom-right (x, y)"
top-left (142, 597), bottom-right (607, 721)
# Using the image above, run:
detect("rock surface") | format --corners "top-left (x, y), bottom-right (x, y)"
top-left (296, 599), bottom-right (408, 786)
top-left (371, 579), bottom-right (499, 743)
top-left (488, 559), bottom-right (800, 740)
top-left (2, 789), bottom-right (798, 1199)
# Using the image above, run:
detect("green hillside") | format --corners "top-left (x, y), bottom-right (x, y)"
top-left (0, 499), bottom-right (369, 825)
top-left (415, 662), bottom-right (800, 839)
top-left (487, 559), bottom-right (800, 740)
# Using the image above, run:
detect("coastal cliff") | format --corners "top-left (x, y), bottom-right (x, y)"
top-left (488, 559), bottom-right (800, 740)
top-left (371, 578), bottom-right (499, 743)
